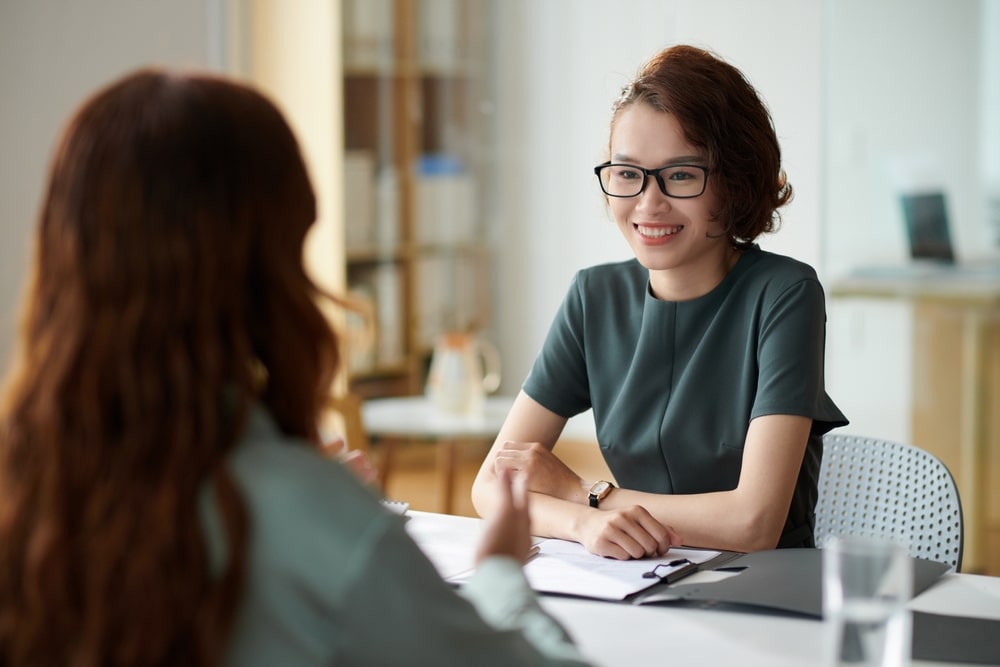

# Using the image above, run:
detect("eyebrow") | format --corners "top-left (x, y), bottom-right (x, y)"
top-left (611, 153), bottom-right (706, 166)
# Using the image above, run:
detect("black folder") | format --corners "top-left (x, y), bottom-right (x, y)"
top-left (636, 549), bottom-right (1000, 664)
top-left (637, 548), bottom-right (946, 617)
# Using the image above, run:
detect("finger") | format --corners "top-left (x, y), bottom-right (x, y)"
top-left (499, 440), bottom-right (537, 452)
top-left (613, 510), bottom-right (675, 558)
top-left (635, 512), bottom-right (683, 554)
top-left (341, 451), bottom-right (377, 483)
top-left (596, 535), bottom-right (643, 560)
top-left (495, 465), bottom-right (514, 511)
top-left (617, 532), bottom-right (654, 560)
top-left (624, 527), bottom-right (662, 558)
top-left (628, 512), bottom-right (674, 556)
top-left (493, 453), bottom-right (524, 474)
top-left (321, 436), bottom-right (348, 456)
top-left (510, 470), bottom-right (528, 513)
top-left (599, 524), bottom-right (651, 560)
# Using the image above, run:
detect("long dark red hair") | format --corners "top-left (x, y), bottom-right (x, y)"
top-left (0, 69), bottom-right (339, 665)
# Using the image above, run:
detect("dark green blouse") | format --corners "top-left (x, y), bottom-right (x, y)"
top-left (523, 246), bottom-right (848, 548)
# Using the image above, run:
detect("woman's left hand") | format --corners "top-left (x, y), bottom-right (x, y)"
top-left (322, 435), bottom-right (379, 486)
top-left (492, 440), bottom-right (583, 502)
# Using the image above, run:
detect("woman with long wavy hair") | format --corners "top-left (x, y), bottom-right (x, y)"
top-left (0, 70), bottom-right (589, 667)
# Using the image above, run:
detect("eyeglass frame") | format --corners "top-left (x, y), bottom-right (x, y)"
top-left (593, 161), bottom-right (710, 199)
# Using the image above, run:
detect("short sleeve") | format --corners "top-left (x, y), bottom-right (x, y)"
top-left (522, 272), bottom-right (592, 418)
top-left (752, 277), bottom-right (848, 433)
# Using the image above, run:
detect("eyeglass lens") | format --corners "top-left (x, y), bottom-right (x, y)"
top-left (598, 164), bottom-right (705, 198)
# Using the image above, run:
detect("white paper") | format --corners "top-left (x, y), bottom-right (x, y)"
top-left (518, 540), bottom-right (721, 600)
top-left (405, 511), bottom-right (484, 580)
top-left (405, 512), bottom-right (720, 601)
top-left (447, 536), bottom-right (720, 600)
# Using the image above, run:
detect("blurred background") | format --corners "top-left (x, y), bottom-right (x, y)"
top-left (1, 0), bottom-right (998, 571)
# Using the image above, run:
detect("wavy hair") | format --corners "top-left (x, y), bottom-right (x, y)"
top-left (0, 70), bottom-right (339, 666)
top-left (609, 44), bottom-right (793, 248)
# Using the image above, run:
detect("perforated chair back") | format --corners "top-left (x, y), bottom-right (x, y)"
top-left (815, 433), bottom-right (964, 572)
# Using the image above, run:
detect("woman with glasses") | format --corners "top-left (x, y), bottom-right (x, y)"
top-left (472, 45), bottom-right (847, 559)
top-left (0, 69), bottom-right (592, 666)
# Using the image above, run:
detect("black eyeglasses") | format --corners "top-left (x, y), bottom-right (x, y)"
top-left (594, 162), bottom-right (709, 199)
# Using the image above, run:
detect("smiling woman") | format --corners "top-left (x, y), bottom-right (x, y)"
top-left (472, 44), bottom-right (848, 560)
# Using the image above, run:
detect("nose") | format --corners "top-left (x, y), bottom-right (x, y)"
top-left (650, 172), bottom-right (670, 197)
top-left (636, 175), bottom-right (672, 209)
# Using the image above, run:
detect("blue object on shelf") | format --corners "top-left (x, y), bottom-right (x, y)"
top-left (418, 153), bottom-right (464, 175)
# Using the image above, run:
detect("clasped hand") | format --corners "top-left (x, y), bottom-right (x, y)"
top-left (492, 440), bottom-right (681, 560)
top-left (493, 440), bottom-right (583, 501)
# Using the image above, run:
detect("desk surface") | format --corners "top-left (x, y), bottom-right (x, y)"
top-left (361, 395), bottom-right (514, 440)
top-left (406, 511), bottom-right (1000, 667)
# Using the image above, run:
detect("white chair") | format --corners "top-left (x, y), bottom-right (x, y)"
top-left (815, 433), bottom-right (964, 572)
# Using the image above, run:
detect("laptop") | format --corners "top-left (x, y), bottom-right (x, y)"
top-left (901, 191), bottom-right (955, 264)
top-left (850, 191), bottom-right (1000, 279)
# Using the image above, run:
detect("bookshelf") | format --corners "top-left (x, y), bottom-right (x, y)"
top-left (340, 0), bottom-right (493, 398)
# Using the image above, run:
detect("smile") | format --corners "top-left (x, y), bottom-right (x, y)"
top-left (635, 224), bottom-right (681, 239)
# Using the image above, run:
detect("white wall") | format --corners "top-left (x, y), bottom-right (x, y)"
top-left (821, 0), bottom-right (994, 443)
top-left (489, 0), bottom-right (826, 400)
top-left (983, 0), bottom-right (1000, 242)
top-left (824, 0), bottom-right (987, 275)
top-left (0, 0), bottom-right (225, 375)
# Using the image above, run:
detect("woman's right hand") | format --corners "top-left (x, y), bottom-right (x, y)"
top-left (475, 467), bottom-right (532, 565)
top-left (577, 505), bottom-right (681, 560)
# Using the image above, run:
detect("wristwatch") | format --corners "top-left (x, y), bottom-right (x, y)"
top-left (588, 480), bottom-right (615, 508)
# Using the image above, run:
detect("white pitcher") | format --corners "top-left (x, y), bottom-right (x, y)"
top-left (425, 331), bottom-right (501, 417)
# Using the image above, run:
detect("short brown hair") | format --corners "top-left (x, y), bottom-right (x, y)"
top-left (609, 44), bottom-right (792, 247)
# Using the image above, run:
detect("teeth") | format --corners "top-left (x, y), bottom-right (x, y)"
top-left (636, 225), bottom-right (680, 238)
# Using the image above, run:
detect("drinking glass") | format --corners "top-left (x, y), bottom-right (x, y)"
top-left (822, 536), bottom-right (913, 667)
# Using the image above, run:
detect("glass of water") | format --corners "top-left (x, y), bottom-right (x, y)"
top-left (822, 536), bottom-right (913, 667)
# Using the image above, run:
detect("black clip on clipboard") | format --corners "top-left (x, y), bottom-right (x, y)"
top-left (628, 550), bottom-right (743, 600)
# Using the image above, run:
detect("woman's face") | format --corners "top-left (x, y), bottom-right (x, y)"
top-left (607, 104), bottom-right (732, 298)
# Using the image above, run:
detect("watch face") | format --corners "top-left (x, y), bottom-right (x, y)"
top-left (590, 481), bottom-right (612, 497)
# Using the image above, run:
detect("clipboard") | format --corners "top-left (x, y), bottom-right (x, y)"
top-left (448, 539), bottom-right (731, 601)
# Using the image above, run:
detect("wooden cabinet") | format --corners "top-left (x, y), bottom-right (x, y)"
top-left (909, 298), bottom-right (1000, 575)
top-left (340, 0), bottom-right (492, 398)
top-left (831, 275), bottom-right (1000, 574)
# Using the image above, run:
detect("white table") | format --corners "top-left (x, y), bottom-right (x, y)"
top-left (361, 395), bottom-right (514, 513)
top-left (539, 582), bottom-right (1000, 667)
top-left (406, 511), bottom-right (1000, 667)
